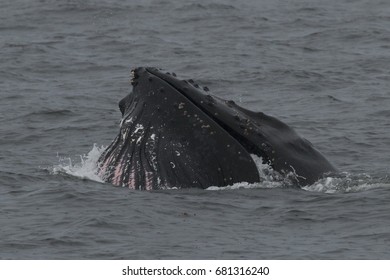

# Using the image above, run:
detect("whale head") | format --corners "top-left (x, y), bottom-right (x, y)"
top-left (97, 67), bottom-right (336, 190)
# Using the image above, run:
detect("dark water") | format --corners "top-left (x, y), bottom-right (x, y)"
top-left (1, 0), bottom-right (390, 259)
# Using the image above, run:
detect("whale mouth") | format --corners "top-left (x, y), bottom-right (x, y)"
top-left (98, 67), bottom-right (336, 190)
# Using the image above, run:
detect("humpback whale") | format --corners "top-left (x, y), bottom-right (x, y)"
top-left (97, 67), bottom-right (336, 190)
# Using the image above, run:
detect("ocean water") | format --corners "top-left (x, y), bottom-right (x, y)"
top-left (1, 0), bottom-right (390, 259)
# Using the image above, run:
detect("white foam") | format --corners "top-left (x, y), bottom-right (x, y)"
top-left (206, 154), bottom-right (285, 191)
top-left (206, 181), bottom-right (279, 191)
top-left (302, 173), bottom-right (390, 193)
top-left (51, 144), bottom-right (105, 183)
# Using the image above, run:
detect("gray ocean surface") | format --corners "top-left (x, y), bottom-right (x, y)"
top-left (1, 0), bottom-right (390, 259)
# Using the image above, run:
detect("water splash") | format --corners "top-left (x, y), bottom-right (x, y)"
top-left (52, 144), bottom-right (105, 183)
top-left (303, 173), bottom-right (390, 194)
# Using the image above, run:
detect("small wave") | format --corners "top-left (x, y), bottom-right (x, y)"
top-left (24, 109), bottom-right (74, 118)
top-left (303, 173), bottom-right (390, 193)
top-left (176, 3), bottom-right (237, 11)
top-left (51, 144), bottom-right (105, 183)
